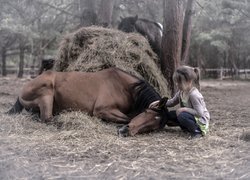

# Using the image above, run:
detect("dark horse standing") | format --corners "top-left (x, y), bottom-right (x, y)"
top-left (7, 68), bottom-right (175, 137)
top-left (118, 15), bottom-right (163, 57)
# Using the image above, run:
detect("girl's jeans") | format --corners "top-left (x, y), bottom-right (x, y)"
top-left (167, 111), bottom-right (201, 134)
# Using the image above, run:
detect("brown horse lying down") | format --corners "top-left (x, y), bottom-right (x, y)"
top-left (7, 68), bottom-right (174, 136)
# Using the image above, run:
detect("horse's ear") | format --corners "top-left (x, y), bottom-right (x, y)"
top-left (131, 15), bottom-right (138, 24)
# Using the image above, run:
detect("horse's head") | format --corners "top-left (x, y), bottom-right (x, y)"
top-left (118, 108), bottom-right (167, 137)
top-left (118, 15), bottom-right (138, 33)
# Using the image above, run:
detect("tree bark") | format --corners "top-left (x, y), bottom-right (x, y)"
top-left (228, 40), bottom-right (239, 79)
top-left (79, 0), bottom-right (97, 26)
top-left (18, 39), bottom-right (25, 78)
top-left (181, 0), bottom-right (194, 63)
top-left (97, 0), bottom-right (115, 27)
top-left (161, 0), bottom-right (185, 95)
top-left (1, 48), bottom-right (7, 76)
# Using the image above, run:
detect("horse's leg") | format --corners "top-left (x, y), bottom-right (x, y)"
top-left (38, 95), bottom-right (54, 123)
top-left (93, 108), bottom-right (129, 124)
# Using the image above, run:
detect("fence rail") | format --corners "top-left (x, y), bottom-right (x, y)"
top-left (2, 66), bottom-right (250, 80)
top-left (202, 68), bottom-right (250, 80)
top-left (0, 66), bottom-right (40, 77)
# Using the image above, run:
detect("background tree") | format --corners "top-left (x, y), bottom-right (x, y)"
top-left (0, 0), bottom-right (76, 77)
top-left (190, 0), bottom-right (250, 76)
top-left (0, 29), bottom-right (17, 76)
top-left (161, 0), bottom-right (185, 94)
top-left (97, 0), bottom-right (115, 27)
top-left (181, 0), bottom-right (194, 63)
top-left (17, 35), bottom-right (26, 78)
top-left (79, 0), bottom-right (97, 27)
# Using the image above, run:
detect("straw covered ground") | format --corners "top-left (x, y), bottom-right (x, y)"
top-left (0, 77), bottom-right (249, 179)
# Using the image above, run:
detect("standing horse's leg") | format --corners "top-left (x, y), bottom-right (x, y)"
top-left (38, 95), bottom-right (54, 123)
top-left (93, 108), bottom-right (129, 124)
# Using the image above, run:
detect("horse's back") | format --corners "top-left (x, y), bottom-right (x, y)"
top-left (53, 68), bottom-right (138, 114)
top-left (53, 70), bottom-right (106, 112)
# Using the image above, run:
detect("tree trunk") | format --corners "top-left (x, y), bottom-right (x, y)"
top-left (1, 48), bottom-right (7, 76)
top-left (79, 0), bottom-right (97, 26)
top-left (18, 40), bottom-right (25, 78)
top-left (181, 0), bottom-right (194, 63)
top-left (31, 40), bottom-right (44, 77)
top-left (97, 0), bottom-right (115, 27)
top-left (228, 40), bottom-right (239, 79)
top-left (161, 0), bottom-right (185, 95)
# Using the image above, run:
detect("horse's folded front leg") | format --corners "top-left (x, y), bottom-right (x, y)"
top-left (93, 108), bottom-right (129, 124)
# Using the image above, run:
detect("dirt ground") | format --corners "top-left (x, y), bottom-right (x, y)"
top-left (0, 76), bottom-right (249, 180)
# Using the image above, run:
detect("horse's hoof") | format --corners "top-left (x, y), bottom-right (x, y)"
top-left (117, 125), bottom-right (129, 137)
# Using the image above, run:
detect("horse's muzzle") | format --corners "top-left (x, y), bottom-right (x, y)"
top-left (117, 125), bottom-right (129, 137)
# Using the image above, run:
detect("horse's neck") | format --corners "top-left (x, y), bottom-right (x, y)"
top-left (136, 19), bottom-right (163, 38)
top-left (156, 22), bottom-right (163, 30)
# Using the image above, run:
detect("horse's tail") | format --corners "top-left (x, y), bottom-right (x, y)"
top-left (6, 98), bottom-right (24, 114)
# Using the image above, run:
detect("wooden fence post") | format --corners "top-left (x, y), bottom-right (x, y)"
top-left (220, 67), bottom-right (223, 80)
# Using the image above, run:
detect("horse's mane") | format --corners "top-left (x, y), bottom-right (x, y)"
top-left (113, 68), bottom-right (161, 115)
top-left (131, 80), bottom-right (161, 115)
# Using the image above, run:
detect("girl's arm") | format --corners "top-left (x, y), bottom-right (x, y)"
top-left (177, 107), bottom-right (198, 116)
top-left (165, 91), bottom-right (180, 107)
top-left (189, 91), bottom-right (206, 117)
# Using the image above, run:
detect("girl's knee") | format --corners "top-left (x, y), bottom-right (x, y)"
top-left (177, 112), bottom-right (189, 122)
top-left (177, 112), bottom-right (200, 133)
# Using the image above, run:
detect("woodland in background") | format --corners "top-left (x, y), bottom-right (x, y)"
top-left (0, 0), bottom-right (250, 83)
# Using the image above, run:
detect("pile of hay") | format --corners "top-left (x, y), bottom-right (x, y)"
top-left (55, 26), bottom-right (169, 96)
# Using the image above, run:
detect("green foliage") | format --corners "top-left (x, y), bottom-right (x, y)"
top-left (190, 0), bottom-right (250, 69)
top-left (210, 40), bottom-right (228, 52)
top-left (195, 32), bottom-right (212, 42)
top-left (0, 0), bottom-right (77, 68)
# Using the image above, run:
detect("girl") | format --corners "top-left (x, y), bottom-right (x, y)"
top-left (151, 66), bottom-right (210, 138)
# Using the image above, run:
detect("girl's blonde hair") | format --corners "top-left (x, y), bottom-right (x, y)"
top-left (173, 66), bottom-right (200, 90)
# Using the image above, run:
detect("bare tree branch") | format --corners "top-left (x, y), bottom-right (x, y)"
top-left (35, 0), bottom-right (80, 19)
